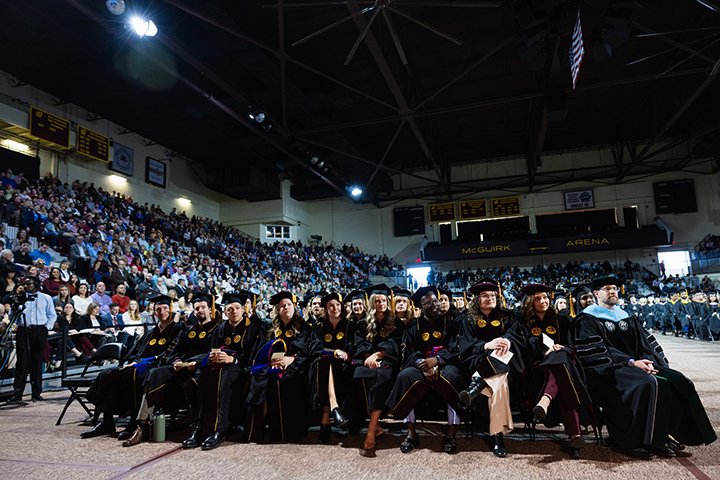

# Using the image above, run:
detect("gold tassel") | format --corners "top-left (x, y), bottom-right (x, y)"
top-left (569, 296), bottom-right (576, 318)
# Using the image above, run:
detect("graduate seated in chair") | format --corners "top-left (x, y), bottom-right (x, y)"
top-left (246, 291), bottom-right (312, 444)
top-left (80, 294), bottom-right (183, 439)
top-left (386, 286), bottom-right (464, 455)
top-left (574, 275), bottom-right (716, 459)
top-left (457, 278), bottom-right (525, 458)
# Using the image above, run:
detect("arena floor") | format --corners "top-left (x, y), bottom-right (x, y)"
top-left (0, 334), bottom-right (719, 480)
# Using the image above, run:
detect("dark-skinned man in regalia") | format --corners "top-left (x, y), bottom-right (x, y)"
top-left (574, 275), bottom-right (716, 459)
top-left (386, 286), bottom-right (464, 454)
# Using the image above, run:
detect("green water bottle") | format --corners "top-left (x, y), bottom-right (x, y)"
top-left (152, 410), bottom-right (166, 442)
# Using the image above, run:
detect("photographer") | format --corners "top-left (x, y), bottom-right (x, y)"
top-left (11, 276), bottom-right (57, 402)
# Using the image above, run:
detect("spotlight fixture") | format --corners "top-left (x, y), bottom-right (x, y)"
top-left (316, 161), bottom-right (324, 169)
top-left (349, 186), bottom-right (363, 198)
top-left (310, 154), bottom-right (319, 165)
top-left (247, 107), bottom-right (266, 124)
top-left (1, 139), bottom-right (29, 152)
top-left (129, 16), bottom-right (158, 37)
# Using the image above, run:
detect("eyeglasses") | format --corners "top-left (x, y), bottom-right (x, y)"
top-left (479, 293), bottom-right (497, 300)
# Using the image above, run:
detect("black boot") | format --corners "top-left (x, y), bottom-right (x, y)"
top-left (492, 433), bottom-right (507, 458)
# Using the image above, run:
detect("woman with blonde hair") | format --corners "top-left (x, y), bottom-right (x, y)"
top-left (353, 284), bottom-right (402, 457)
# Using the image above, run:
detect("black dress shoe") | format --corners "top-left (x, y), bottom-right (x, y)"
top-left (318, 424), bottom-right (331, 444)
top-left (649, 445), bottom-right (676, 458)
top-left (441, 436), bottom-right (458, 454)
top-left (400, 433), bottom-right (420, 453)
top-left (615, 447), bottom-right (653, 460)
top-left (570, 448), bottom-right (581, 460)
top-left (331, 407), bottom-right (350, 428)
top-left (80, 422), bottom-right (116, 439)
top-left (201, 431), bottom-right (226, 451)
top-left (117, 427), bottom-right (136, 441)
top-left (182, 427), bottom-right (202, 449)
top-left (492, 433), bottom-right (507, 458)
top-left (31, 395), bottom-right (44, 401)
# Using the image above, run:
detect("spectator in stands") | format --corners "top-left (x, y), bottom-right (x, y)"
top-left (10, 228), bottom-right (28, 252)
top-left (90, 281), bottom-right (112, 315)
top-left (14, 241), bottom-right (32, 266)
top-left (59, 260), bottom-right (72, 283)
top-left (53, 284), bottom-right (74, 315)
top-left (111, 283), bottom-right (131, 313)
top-left (72, 282), bottom-right (92, 315)
top-left (69, 235), bottom-right (89, 276)
top-left (0, 266), bottom-right (17, 294)
top-left (42, 267), bottom-right (65, 296)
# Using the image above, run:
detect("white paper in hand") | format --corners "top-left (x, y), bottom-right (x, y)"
top-left (490, 349), bottom-right (514, 364)
top-left (542, 333), bottom-right (555, 350)
top-left (271, 352), bottom-right (285, 361)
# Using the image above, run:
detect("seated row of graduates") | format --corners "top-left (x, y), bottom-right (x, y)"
top-left (80, 276), bottom-right (716, 460)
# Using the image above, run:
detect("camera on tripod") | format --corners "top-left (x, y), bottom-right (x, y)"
top-left (9, 291), bottom-right (37, 306)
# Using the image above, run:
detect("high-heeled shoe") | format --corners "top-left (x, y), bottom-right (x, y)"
top-left (331, 407), bottom-right (349, 428)
top-left (533, 394), bottom-right (552, 422)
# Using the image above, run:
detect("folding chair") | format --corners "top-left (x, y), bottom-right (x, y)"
top-left (55, 335), bottom-right (126, 426)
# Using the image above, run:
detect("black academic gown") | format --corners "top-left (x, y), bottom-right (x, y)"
top-left (143, 319), bottom-right (218, 416)
top-left (457, 307), bottom-right (525, 379)
top-left (574, 309), bottom-right (716, 450)
top-left (246, 319), bottom-right (312, 443)
top-left (353, 317), bottom-right (402, 413)
top-left (386, 313), bottom-right (463, 420)
top-left (521, 311), bottom-right (593, 429)
top-left (196, 315), bottom-right (267, 437)
top-left (309, 317), bottom-right (356, 416)
top-left (89, 321), bottom-right (183, 417)
top-left (708, 302), bottom-right (720, 337)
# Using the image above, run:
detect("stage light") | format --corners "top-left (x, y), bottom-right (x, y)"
top-left (1, 139), bottom-right (29, 152)
top-left (108, 174), bottom-right (127, 185)
top-left (350, 186), bottom-right (363, 198)
top-left (310, 154), bottom-right (319, 164)
top-left (177, 197), bottom-right (192, 208)
top-left (317, 161), bottom-right (324, 168)
top-left (254, 112), bottom-right (265, 123)
top-left (130, 16), bottom-right (157, 37)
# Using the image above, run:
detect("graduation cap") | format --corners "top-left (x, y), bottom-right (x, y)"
top-left (192, 293), bottom-right (213, 305)
top-left (270, 291), bottom-right (297, 306)
top-left (321, 291), bottom-right (343, 308)
top-left (411, 285), bottom-right (439, 308)
top-left (590, 275), bottom-right (623, 291)
top-left (347, 289), bottom-right (367, 302)
top-left (391, 287), bottom-right (412, 299)
top-left (519, 284), bottom-right (554, 297)
top-left (224, 290), bottom-right (258, 308)
top-left (364, 284), bottom-right (391, 297)
top-left (148, 293), bottom-right (172, 306)
top-left (468, 277), bottom-right (500, 295)
top-left (437, 287), bottom-right (453, 299)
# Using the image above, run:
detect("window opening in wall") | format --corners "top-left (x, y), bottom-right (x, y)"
top-left (266, 225), bottom-right (290, 240)
top-left (657, 250), bottom-right (691, 276)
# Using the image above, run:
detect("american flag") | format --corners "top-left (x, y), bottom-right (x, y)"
top-left (570, 9), bottom-right (584, 90)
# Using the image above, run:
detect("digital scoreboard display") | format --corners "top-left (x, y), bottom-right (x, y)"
top-left (491, 196), bottom-right (521, 217)
top-left (428, 202), bottom-right (456, 222)
top-left (29, 106), bottom-right (70, 148)
top-left (459, 199), bottom-right (487, 219)
top-left (77, 126), bottom-right (110, 162)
